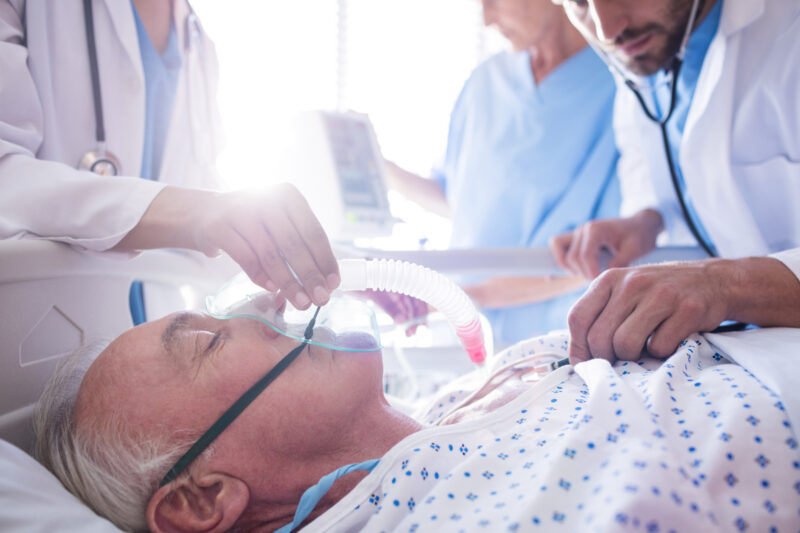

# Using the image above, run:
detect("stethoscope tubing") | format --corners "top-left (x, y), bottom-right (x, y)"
top-left (82, 0), bottom-right (107, 146)
top-left (623, 59), bottom-right (717, 258)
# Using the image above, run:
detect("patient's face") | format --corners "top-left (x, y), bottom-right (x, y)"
top-left (75, 311), bottom-right (384, 469)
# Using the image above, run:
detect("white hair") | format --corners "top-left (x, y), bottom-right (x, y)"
top-left (34, 341), bottom-right (203, 532)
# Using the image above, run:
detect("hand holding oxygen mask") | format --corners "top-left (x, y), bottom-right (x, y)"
top-left (115, 183), bottom-right (340, 310)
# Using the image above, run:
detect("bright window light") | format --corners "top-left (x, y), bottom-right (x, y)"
top-left (191, 0), bottom-right (505, 247)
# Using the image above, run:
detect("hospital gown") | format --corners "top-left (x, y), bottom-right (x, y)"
top-left (432, 47), bottom-right (619, 345)
top-left (305, 332), bottom-right (800, 532)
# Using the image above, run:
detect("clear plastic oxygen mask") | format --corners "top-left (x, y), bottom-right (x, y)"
top-left (206, 258), bottom-right (489, 364)
top-left (206, 273), bottom-right (382, 353)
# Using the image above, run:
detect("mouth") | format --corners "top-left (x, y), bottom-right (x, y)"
top-left (618, 31), bottom-right (653, 58)
top-left (332, 331), bottom-right (380, 352)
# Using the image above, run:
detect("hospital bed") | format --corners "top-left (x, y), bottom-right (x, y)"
top-left (1, 240), bottom-right (798, 532)
top-left (0, 240), bottom-right (238, 532)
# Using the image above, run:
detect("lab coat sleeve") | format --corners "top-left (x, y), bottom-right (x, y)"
top-left (0, 1), bottom-right (166, 251)
top-left (770, 248), bottom-right (800, 287)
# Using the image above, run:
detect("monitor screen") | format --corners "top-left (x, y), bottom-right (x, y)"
top-left (324, 115), bottom-right (383, 208)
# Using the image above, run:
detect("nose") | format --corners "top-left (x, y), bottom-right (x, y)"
top-left (587, 0), bottom-right (628, 43)
top-left (228, 315), bottom-right (282, 342)
top-left (255, 320), bottom-right (282, 341)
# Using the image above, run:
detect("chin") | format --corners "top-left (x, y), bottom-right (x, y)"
top-left (617, 53), bottom-right (671, 77)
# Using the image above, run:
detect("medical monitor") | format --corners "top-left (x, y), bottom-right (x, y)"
top-left (290, 110), bottom-right (394, 241)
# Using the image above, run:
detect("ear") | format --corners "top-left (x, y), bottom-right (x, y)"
top-left (147, 473), bottom-right (249, 533)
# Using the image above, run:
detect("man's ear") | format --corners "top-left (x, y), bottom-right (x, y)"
top-left (147, 473), bottom-right (249, 533)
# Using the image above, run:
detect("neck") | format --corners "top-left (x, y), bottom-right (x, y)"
top-left (242, 402), bottom-right (423, 530)
top-left (528, 13), bottom-right (587, 83)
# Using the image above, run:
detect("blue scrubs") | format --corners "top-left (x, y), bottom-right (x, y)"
top-left (649, 0), bottom-right (722, 255)
top-left (433, 47), bottom-right (619, 345)
top-left (129, 5), bottom-right (182, 325)
top-left (132, 5), bottom-right (182, 181)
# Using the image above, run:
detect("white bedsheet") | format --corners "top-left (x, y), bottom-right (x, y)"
top-left (306, 330), bottom-right (800, 532)
top-left (0, 440), bottom-right (121, 533)
top-left (706, 327), bottom-right (800, 437)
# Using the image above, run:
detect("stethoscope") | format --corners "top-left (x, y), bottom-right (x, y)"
top-left (77, 0), bottom-right (207, 178)
top-left (569, 0), bottom-right (716, 258)
top-left (78, 0), bottom-right (122, 176)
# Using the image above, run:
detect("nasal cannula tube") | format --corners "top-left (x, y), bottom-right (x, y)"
top-left (338, 258), bottom-right (488, 364)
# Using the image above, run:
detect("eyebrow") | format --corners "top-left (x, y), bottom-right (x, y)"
top-left (161, 312), bottom-right (194, 353)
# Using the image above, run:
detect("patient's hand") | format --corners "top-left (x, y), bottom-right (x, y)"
top-left (463, 276), bottom-right (587, 309)
top-left (356, 291), bottom-right (429, 336)
top-left (566, 257), bottom-right (800, 365)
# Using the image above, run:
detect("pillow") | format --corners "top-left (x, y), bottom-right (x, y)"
top-left (0, 440), bottom-right (122, 533)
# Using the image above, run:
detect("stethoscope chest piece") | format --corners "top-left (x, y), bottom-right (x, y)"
top-left (78, 146), bottom-right (121, 176)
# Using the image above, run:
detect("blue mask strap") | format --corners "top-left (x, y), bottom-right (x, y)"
top-left (275, 458), bottom-right (380, 533)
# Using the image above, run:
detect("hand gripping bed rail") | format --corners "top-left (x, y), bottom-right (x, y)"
top-left (338, 258), bottom-right (487, 364)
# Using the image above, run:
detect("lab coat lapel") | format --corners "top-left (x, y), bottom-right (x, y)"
top-left (158, 1), bottom-right (222, 188)
top-left (679, 0), bottom-right (768, 258)
top-left (99, 0), bottom-right (141, 74)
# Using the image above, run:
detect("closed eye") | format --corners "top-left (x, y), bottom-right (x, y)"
top-left (206, 331), bottom-right (222, 352)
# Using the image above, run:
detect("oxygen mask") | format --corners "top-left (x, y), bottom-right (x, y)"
top-left (206, 272), bottom-right (381, 352)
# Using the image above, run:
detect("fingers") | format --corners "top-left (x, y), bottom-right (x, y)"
top-left (646, 318), bottom-right (693, 360)
top-left (553, 215), bottom-right (658, 280)
top-left (205, 185), bottom-right (339, 310)
top-left (583, 288), bottom-right (637, 362)
top-left (234, 214), bottom-right (313, 309)
top-left (267, 184), bottom-right (339, 307)
top-left (360, 291), bottom-right (428, 336)
top-left (549, 232), bottom-right (572, 271)
top-left (645, 293), bottom-right (717, 358)
top-left (573, 223), bottom-right (607, 279)
top-left (568, 262), bottom-right (727, 365)
top-left (282, 187), bottom-right (340, 292)
top-left (210, 225), bottom-right (279, 292)
top-left (605, 238), bottom-right (643, 270)
top-left (559, 221), bottom-right (614, 279)
top-left (611, 306), bottom-right (667, 361)
top-left (566, 275), bottom-right (613, 364)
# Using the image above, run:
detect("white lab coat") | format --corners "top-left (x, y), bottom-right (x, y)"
top-left (0, 0), bottom-right (223, 251)
top-left (614, 0), bottom-right (800, 280)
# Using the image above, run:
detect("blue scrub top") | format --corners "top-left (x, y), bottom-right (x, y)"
top-left (649, 0), bottom-right (722, 254)
top-left (132, 3), bottom-right (182, 181)
top-left (129, 5), bottom-right (182, 325)
top-left (434, 47), bottom-right (619, 345)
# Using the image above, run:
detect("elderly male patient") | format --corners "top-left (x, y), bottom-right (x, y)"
top-left (36, 309), bottom-right (800, 532)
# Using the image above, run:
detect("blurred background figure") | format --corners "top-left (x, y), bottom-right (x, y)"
top-left (384, 0), bottom-right (619, 346)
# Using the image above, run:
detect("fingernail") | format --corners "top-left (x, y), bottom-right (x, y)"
top-left (313, 285), bottom-right (329, 305)
top-left (295, 291), bottom-right (310, 309)
top-left (265, 280), bottom-right (278, 292)
top-left (327, 273), bottom-right (341, 289)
